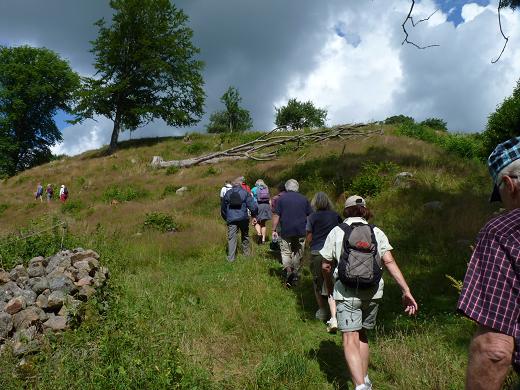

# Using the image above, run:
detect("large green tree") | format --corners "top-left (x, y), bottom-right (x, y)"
top-left (275, 98), bottom-right (327, 130)
top-left (75, 0), bottom-right (205, 154)
top-left (484, 79), bottom-right (520, 156)
top-left (206, 86), bottom-right (253, 133)
top-left (0, 46), bottom-right (79, 176)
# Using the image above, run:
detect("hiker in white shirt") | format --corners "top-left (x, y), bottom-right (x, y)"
top-left (220, 180), bottom-right (232, 199)
top-left (320, 195), bottom-right (418, 390)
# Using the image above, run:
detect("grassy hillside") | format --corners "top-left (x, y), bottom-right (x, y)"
top-left (0, 127), bottom-right (514, 389)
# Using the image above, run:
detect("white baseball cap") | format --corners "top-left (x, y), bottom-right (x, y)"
top-left (344, 195), bottom-right (366, 208)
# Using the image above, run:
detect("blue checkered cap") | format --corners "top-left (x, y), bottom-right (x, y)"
top-left (488, 136), bottom-right (520, 183)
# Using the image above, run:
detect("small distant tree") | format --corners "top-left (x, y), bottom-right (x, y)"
top-left (74, 0), bottom-right (205, 154)
top-left (384, 115), bottom-right (415, 125)
top-left (206, 86), bottom-right (253, 133)
top-left (484, 79), bottom-right (520, 156)
top-left (275, 99), bottom-right (327, 130)
top-left (0, 46), bottom-right (80, 176)
top-left (420, 117), bottom-right (447, 131)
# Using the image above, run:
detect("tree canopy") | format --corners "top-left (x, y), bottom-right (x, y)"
top-left (275, 99), bottom-right (327, 130)
top-left (420, 118), bottom-right (447, 131)
top-left (206, 86), bottom-right (253, 133)
top-left (484, 79), bottom-right (520, 156)
top-left (75, 0), bottom-right (205, 154)
top-left (0, 46), bottom-right (79, 177)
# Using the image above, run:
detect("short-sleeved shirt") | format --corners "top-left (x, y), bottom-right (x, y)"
top-left (320, 217), bottom-right (393, 301)
top-left (306, 210), bottom-right (342, 251)
top-left (457, 208), bottom-right (520, 371)
top-left (274, 191), bottom-right (312, 238)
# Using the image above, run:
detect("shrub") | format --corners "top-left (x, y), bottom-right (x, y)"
top-left (143, 212), bottom-right (177, 233)
top-left (420, 117), bottom-right (448, 131)
top-left (0, 203), bottom-right (8, 216)
top-left (204, 166), bottom-right (220, 176)
top-left (484, 79), bottom-right (520, 156)
top-left (102, 185), bottom-right (149, 203)
top-left (384, 114), bottom-right (415, 125)
top-left (349, 161), bottom-right (400, 197)
top-left (183, 141), bottom-right (208, 155)
top-left (165, 166), bottom-right (179, 175)
top-left (162, 185), bottom-right (177, 197)
top-left (61, 199), bottom-right (85, 216)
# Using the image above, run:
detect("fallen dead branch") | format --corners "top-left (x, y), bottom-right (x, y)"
top-left (151, 123), bottom-right (383, 169)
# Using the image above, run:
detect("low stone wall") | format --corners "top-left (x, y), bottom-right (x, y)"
top-left (0, 248), bottom-right (108, 356)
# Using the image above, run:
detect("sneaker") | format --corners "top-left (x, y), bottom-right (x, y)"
top-left (285, 272), bottom-right (295, 288)
top-left (315, 308), bottom-right (329, 321)
top-left (326, 317), bottom-right (338, 333)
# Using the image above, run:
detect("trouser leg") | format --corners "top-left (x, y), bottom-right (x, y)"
top-left (239, 220), bottom-right (250, 256)
top-left (227, 223), bottom-right (238, 261)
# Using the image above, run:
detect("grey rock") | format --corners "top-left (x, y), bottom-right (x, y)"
top-left (74, 260), bottom-right (92, 273)
top-left (13, 325), bottom-right (38, 343)
top-left (46, 253), bottom-right (72, 275)
top-left (9, 265), bottom-right (28, 281)
top-left (423, 201), bottom-right (443, 210)
top-left (0, 270), bottom-right (10, 283)
top-left (13, 307), bottom-right (45, 330)
top-left (47, 291), bottom-right (66, 310)
top-left (75, 276), bottom-right (93, 287)
top-left (71, 250), bottom-right (99, 264)
top-left (43, 316), bottom-right (67, 331)
top-left (4, 296), bottom-right (26, 315)
top-left (0, 281), bottom-right (23, 300)
top-left (0, 312), bottom-right (13, 338)
top-left (12, 340), bottom-right (40, 356)
top-left (35, 294), bottom-right (48, 309)
top-left (20, 290), bottom-right (36, 306)
top-left (27, 263), bottom-right (45, 278)
top-left (28, 256), bottom-right (45, 267)
top-left (78, 285), bottom-right (96, 300)
top-left (176, 186), bottom-right (188, 195)
top-left (29, 277), bottom-right (49, 295)
top-left (394, 172), bottom-right (414, 189)
top-left (49, 276), bottom-right (76, 294)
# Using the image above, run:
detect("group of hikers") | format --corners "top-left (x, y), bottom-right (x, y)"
top-left (34, 182), bottom-right (69, 203)
top-left (220, 135), bottom-right (520, 390)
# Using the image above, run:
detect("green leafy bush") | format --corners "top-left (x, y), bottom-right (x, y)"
top-left (204, 166), bottom-right (220, 176)
top-left (61, 199), bottom-right (85, 216)
top-left (349, 161), bottom-right (400, 197)
top-left (484, 79), bottom-right (520, 156)
top-left (165, 166), bottom-right (179, 175)
top-left (102, 185), bottom-right (149, 203)
top-left (143, 212), bottom-right (177, 233)
top-left (184, 141), bottom-right (208, 155)
top-left (162, 185), bottom-right (177, 197)
top-left (420, 117), bottom-right (448, 131)
top-left (0, 203), bottom-right (8, 216)
top-left (384, 114), bottom-right (415, 125)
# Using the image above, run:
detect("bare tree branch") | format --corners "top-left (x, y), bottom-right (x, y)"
top-left (402, 0), bottom-right (440, 49)
top-left (492, 0), bottom-right (510, 63)
top-left (150, 124), bottom-right (383, 168)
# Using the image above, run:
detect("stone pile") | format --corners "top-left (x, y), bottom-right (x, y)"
top-left (0, 248), bottom-right (108, 356)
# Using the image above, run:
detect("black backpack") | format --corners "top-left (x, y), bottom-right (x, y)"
top-left (337, 222), bottom-right (382, 289)
top-left (228, 188), bottom-right (244, 209)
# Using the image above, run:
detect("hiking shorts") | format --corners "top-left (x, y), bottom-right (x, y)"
top-left (336, 298), bottom-right (380, 332)
top-left (310, 252), bottom-right (326, 294)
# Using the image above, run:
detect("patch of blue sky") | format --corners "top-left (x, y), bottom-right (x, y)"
top-left (53, 110), bottom-right (75, 130)
top-left (434, 0), bottom-right (490, 25)
top-left (334, 22), bottom-right (361, 47)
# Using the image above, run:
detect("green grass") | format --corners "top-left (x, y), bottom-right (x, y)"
top-left (0, 130), bottom-right (517, 389)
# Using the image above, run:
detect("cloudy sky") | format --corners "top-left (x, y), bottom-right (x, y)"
top-left (1, 0), bottom-right (519, 155)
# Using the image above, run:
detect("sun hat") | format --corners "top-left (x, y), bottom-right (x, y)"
top-left (488, 136), bottom-right (520, 202)
top-left (344, 195), bottom-right (366, 208)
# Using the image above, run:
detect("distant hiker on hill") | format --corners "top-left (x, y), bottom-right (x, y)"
top-left (220, 180), bottom-right (232, 199)
top-left (272, 179), bottom-right (312, 287)
top-left (320, 195), bottom-right (418, 390)
top-left (35, 183), bottom-right (43, 202)
top-left (46, 184), bottom-right (53, 202)
top-left (221, 177), bottom-right (258, 262)
top-left (457, 137), bottom-right (520, 390)
top-left (306, 192), bottom-right (342, 331)
top-left (251, 179), bottom-right (272, 244)
top-left (59, 185), bottom-right (68, 202)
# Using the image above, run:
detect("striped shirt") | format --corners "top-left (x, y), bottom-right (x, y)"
top-left (457, 208), bottom-right (520, 370)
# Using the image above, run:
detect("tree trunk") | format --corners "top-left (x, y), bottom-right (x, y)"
top-left (108, 110), bottom-right (121, 155)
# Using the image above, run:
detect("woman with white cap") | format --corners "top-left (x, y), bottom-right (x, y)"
top-left (320, 195), bottom-right (418, 390)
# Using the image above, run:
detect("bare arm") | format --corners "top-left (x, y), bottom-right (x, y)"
top-left (272, 214), bottom-right (280, 238)
top-left (306, 232), bottom-right (312, 245)
top-left (382, 251), bottom-right (418, 315)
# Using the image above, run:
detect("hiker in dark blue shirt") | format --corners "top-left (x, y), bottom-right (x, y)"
top-left (221, 177), bottom-right (258, 262)
top-left (306, 191), bottom-right (342, 331)
top-left (272, 179), bottom-right (312, 287)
